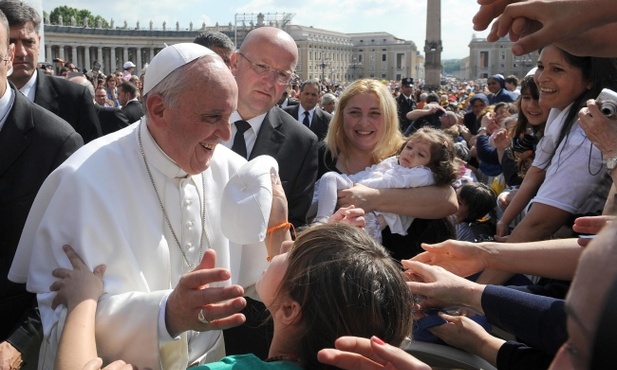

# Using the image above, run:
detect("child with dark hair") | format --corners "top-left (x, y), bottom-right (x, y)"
top-left (316, 127), bottom-right (459, 242)
top-left (454, 182), bottom-right (497, 242)
top-left (51, 223), bottom-right (415, 370)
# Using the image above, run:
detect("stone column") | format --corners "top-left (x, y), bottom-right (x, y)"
top-left (123, 47), bottom-right (128, 64)
top-left (96, 47), bottom-right (102, 64)
top-left (71, 46), bottom-right (77, 64)
top-left (136, 47), bottom-right (142, 75)
top-left (424, 0), bottom-right (442, 90)
top-left (59, 46), bottom-right (65, 61)
top-left (45, 45), bottom-right (51, 62)
top-left (84, 46), bottom-right (91, 72)
top-left (110, 47), bottom-right (116, 72)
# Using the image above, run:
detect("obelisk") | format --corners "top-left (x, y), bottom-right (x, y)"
top-left (424, 0), bottom-right (442, 90)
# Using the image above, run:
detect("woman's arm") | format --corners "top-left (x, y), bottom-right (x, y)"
top-left (495, 165), bottom-right (545, 238)
top-left (480, 202), bottom-right (573, 285)
top-left (337, 184), bottom-right (457, 219)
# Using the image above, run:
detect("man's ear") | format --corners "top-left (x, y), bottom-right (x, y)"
top-left (275, 297), bottom-right (302, 326)
top-left (230, 51), bottom-right (240, 76)
top-left (145, 94), bottom-right (166, 126)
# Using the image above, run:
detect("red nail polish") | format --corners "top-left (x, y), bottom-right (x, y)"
top-left (372, 336), bottom-right (386, 345)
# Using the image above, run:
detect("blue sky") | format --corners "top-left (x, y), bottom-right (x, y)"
top-left (42, 0), bottom-right (490, 59)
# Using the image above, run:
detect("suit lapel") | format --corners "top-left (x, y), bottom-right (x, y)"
top-left (249, 108), bottom-right (285, 160)
top-left (0, 89), bottom-right (33, 177)
top-left (33, 73), bottom-right (60, 113)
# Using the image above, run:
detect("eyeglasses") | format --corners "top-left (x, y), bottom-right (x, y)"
top-left (237, 52), bottom-right (292, 85)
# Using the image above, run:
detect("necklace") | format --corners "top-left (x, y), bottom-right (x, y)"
top-left (138, 124), bottom-right (209, 269)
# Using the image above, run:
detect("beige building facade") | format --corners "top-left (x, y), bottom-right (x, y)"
top-left (43, 16), bottom-right (420, 84)
top-left (468, 36), bottom-right (538, 80)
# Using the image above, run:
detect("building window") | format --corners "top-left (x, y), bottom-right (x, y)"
top-left (382, 54), bottom-right (386, 62)
top-left (480, 51), bottom-right (489, 68)
top-left (359, 55), bottom-right (363, 62)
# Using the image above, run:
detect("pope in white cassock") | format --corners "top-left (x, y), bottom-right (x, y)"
top-left (9, 43), bottom-right (290, 370)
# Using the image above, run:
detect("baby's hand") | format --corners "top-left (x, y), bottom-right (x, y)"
top-left (50, 245), bottom-right (105, 311)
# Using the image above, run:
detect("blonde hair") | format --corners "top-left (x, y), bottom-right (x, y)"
top-left (324, 79), bottom-right (404, 165)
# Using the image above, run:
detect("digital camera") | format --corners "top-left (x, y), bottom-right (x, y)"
top-left (596, 88), bottom-right (617, 118)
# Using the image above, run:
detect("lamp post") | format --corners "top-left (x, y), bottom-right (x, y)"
top-left (319, 52), bottom-right (330, 83)
top-left (350, 57), bottom-right (361, 82)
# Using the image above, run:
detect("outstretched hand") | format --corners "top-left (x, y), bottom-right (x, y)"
top-left (165, 249), bottom-right (246, 337)
top-left (50, 245), bottom-right (106, 311)
top-left (410, 240), bottom-right (488, 278)
top-left (403, 261), bottom-right (485, 313)
top-left (318, 336), bottom-right (431, 370)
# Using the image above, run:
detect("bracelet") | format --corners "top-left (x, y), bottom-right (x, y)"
top-left (266, 222), bottom-right (296, 262)
top-left (267, 221), bottom-right (293, 234)
top-left (478, 127), bottom-right (488, 132)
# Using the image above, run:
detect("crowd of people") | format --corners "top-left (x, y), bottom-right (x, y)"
top-left (2, 0), bottom-right (617, 369)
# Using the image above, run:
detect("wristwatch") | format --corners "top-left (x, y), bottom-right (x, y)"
top-left (606, 155), bottom-right (617, 171)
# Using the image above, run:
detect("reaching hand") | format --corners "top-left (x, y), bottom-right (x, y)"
top-left (472, 0), bottom-right (521, 31)
top-left (165, 249), bottom-right (246, 337)
top-left (337, 183), bottom-right (379, 212)
top-left (50, 245), bottom-right (106, 311)
top-left (330, 205), bottom-right (366, 228)
top-left (403, 261), bottom-right (485, 312)
top-left (410, 240), bottom-right (488, 277)
top-left (318, 336), bottom-right (431, 370)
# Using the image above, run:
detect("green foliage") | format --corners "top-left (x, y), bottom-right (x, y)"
top-left (442, 59), bottom-right (461, 75)
top-left (49, 6), bottom-right (109, 28)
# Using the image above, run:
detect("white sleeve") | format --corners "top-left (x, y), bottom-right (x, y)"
top-left (532, 124), bottom-right (605, 214)
top-left (359, 166), bottom-right (435, 189)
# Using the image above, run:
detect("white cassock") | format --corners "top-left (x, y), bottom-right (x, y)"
top-left (9, 121), bottom-right (270, 370)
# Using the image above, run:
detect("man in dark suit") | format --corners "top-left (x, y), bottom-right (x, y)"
top-left (276, 88), bottom-right (298, 108)
top-left (224, 26), bottom-right (319, 359)
top-left (396, 77), bottom-right (417, 133)
top-left (117, 81), bottom-right (144, 123)
top-left (283, 78), bottom-right (332, 140)
top-left (0, 9), bottom-right (83, 368)
top-left (0, 1), bottom-right (101, 143)
top-left (71, 75), bottom-right (130, 135)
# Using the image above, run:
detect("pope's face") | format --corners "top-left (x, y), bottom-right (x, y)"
top-left (153, 58), bottom-right (237, 174)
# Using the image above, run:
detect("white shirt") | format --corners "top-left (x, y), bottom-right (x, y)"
top-left (221, 111), bottom-right (267, 157)
top-left (19, 69), bottom-right (37, 102)
top-left (0, 85), bottom-right (14, 132)
top-left (298, 105), bottom-right (316, 127)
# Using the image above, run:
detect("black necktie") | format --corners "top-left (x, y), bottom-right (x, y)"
top-left (231, 120), bottom-right (251, 159)
top-left (303, 111), bottom-right (310, 128)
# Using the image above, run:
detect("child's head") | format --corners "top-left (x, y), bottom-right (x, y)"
top-left (399, 127), bottom-right (459, 185)
top-left (256, 223), bottom-right (413, 369)
top-left (455, 182), bottom-right (496, 223)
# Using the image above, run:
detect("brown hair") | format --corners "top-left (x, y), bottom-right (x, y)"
top-left (402, 127), bottom-right (459, 185)
top-left (273, 223), bottom-right (414, 369)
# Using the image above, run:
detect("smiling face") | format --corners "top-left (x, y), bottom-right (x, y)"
top-left (535, 45), bottom-right (590, 111)
top-left (342, 92), bottom-right (385, 153)
top-left (487, 78), bottom-right (501, 94)
top-left (520, 86), bottom-right (548, 127)
top-left (399, 138), bottom-right (432, 169)
top-left (147, 57), bottom-right (237, 175)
